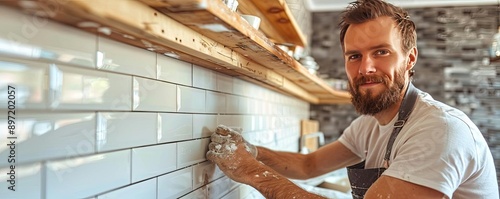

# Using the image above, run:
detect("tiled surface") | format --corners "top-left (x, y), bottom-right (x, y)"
top-left (98, 178), bottom-right (157, 199)
top-left (157, 167), bottom-right (193, 199)
top-left (216, 73), bottom-right (233, 93)
top-left (131, 143), bottom-right (177, 182)
top-left (0, 112), bottom-right (96, 167)
top-left (177, 139), bottom-right (210, 168)
top-left (96, 112), bottom-right (157, 152)
top-left (178, 86), bottom-right (206, 113)
top-left (193, 65), bottom-right (217, 90)
top-left (97, 36), bottom-right (156, 78)
top-left (192, 114), bottom-right (217, 138)
top-left (0, 163), bottom-right (42, 199)
top-left (45, 150), bottom-right (131, 199)
top-left (0, 6), bottom-right (96, 68)
top-left (206, 91), bottom-right (226, 113)
top-left (0, 57), bottom-right (48, 109)
top-left (56, 64), bottom-right (133, 110)
top-left (0, 6), bottom-right (310, 199)
top-left (157, 55), bottom-right (192, 86)
top-left (158, 113), bottom-right (193, 143)
top-left (192, 161), bottom-right (224, 189)
top-left (133, 77), bottom-right (177, 112)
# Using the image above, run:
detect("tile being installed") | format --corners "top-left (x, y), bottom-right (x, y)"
top-left (192, 65), bottom-right (216, 90)
top-left (133, 77), bottom-right (177, 112)
top-left (177, 139), bottom-right (210, 168)
top-left (178, 86), bottom-right (205, 113)
top-left (157, 167), bottom-right (193, 199)
top-left (97, 36), bottom-right (156, 78)
top-left (205, 91), bottom-right (226, 114)
top-left (0, 163), bottom-right (42, 199)
top-left (53, 64), bottom-right (133, 111)
top-left (221, 187), bottom-right (240, 199)
top-left (207, 176), bottom-right (238, 199)
top-left (157, 55), bottom-right (192, 86)
top-left (192, 114), bottom-right (217, 138)
top-left (0, 6), bottom-right (96, 68)
top-left (192, 161), bottom-right (224, 189)
top-left (96, 112), bottom-right (157, 152)
top-left (131, 143), bottom-right (177, 183)
top-left (178, 188), bottom-right (205, 199)
top-left (97, 178), bottom-right (157, 199)
top-left (0, 57), bottom-right (48, 109)
top-left (45, 150), bottom-right (131, 199)
top-left (158, 113), bottom-right (193, 143)
top-left (0, 112), bottom-right (96, 167)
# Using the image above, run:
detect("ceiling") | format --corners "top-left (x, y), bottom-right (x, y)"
top-left (305, 0), bottom-right (498, 12)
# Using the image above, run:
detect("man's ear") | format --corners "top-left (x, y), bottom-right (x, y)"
top-left (407, 47), bottom-right (418, 70)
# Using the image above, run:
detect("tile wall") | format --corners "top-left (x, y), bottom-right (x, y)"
top-left (0, 6), bottom-right (309, 199)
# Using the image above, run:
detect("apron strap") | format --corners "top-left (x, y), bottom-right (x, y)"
top-left (383, 83), bottom-right (418, 168)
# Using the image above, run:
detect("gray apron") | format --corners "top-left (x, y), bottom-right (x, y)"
top-left (346, 83), bottom-right (418, 199)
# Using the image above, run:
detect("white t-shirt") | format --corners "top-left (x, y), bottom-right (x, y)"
top-left (339, 90), bottom-right (499, 199)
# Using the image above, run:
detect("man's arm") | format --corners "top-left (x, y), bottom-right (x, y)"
top-left (256, 140), bottom-right (362, 179)
top-left (233, 153), bottom-right (327, 199)
top-left (366, 176), bottom-right (449, 199)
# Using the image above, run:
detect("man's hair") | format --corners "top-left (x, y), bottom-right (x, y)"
top-left (339, 0), bottom-right (417, 54)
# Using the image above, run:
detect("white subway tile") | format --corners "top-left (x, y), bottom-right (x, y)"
top-left (239, 184), bottom-right (261, 199)
top-left (157, 167), bottom-right (193, 199)
top-left (221, 187), bottom-right (240, 199)
top-left (54, 64), bottom-right (133, 111)
top-left (97, 178), bottom-right (156, 199)
top-left (218, 115), bottom-right (243, 129)
top-left (133, 77), bottom-right (177, 112)
top-left (178, 86), bottom-right (205, 113)
top-left (96, 112), bottom-right (157, 152)
top-left (192, 65), bottom-right (216, 90)
top-left (0, 163), bottom-right (42, 199)
top-left (192, 161), bottom-right (224, 189)
top-left (206, 91), bottom-right (226, 114)
top-left (192, 114), bottom-right (217, 138)
top-left (216, 73), bottom-right (233, 93)
top-left (131, 143), bottom-right (176, 182)
top-left (178, 188), bottom-right (205, 199)
top-left (177, 139), bottom-right (210, 168)
top-left (97, 36), bottom-right (156, 78)
top-left (158, 113), bottom-right (193, 143)
top-left (232, 78), bottom-right (249, 96)
top-left (45, 150), bottom-right (131, 199)
top-left (225, 95), bottom-right (240, 114)
top-left (0, 112), bottom-right (96, 167)
top-left (0, 57), bottom-right (48, 109)
top-left (0, 6), bottom-right (96, 68)
top-left (158, 55), bottom-right (192, 86)
top-left (207, 176), bottom-right (238, 198)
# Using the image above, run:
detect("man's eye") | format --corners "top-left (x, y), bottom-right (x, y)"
top-left (348, 54), bottom-right (360, 60)
top-left (376, 50), bottom-right (389, 55)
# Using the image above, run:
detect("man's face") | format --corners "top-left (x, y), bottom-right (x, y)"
top-left (343, 16), bottom-right (413, 115)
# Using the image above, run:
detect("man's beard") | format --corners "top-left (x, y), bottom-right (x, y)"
top-left (348, 67), bottom-right (406, 115)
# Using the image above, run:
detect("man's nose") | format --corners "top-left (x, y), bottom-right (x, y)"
top-left (359, 56), bottom-right (376, 75)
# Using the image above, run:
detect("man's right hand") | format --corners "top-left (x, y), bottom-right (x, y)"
top-left (206, 125), bottom-right (259, 183)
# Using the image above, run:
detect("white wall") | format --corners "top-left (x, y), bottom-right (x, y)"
top-left (0, 6), bottom-right (309, 199)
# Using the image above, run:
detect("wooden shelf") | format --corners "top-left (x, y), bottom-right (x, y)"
top-left (237, 0), bottom-right (308, 48)
top-left (1, 0), bottom-right (350, 104)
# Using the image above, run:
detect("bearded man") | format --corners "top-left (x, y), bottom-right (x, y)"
top-left (206, 0), bottom-right (498, 198)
